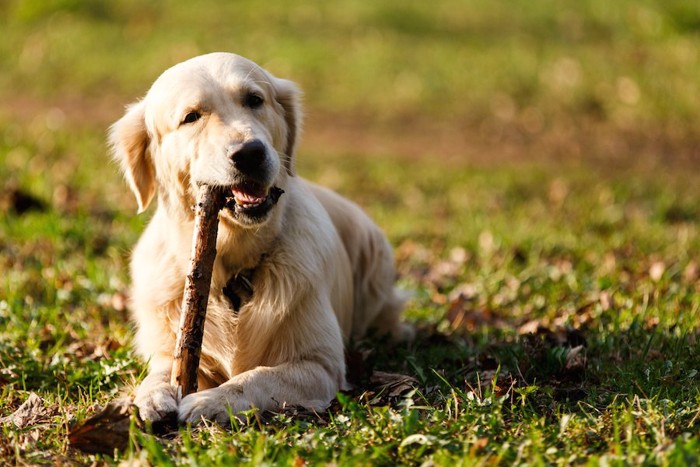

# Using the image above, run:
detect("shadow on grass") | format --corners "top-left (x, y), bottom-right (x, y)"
top-left (350, 318), bottom-right (700, 415)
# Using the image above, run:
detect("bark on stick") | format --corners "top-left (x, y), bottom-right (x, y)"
top-left (171, 184), bottom-right (224, 396)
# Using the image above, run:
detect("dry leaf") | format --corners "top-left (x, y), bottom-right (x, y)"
top-left (369, 371), bottom-right (418, 398)
top-left (565, 345), bottom-right (586, 371)
top-left (446, 294), bottom-right (505, 332)
top-left (0, 393), bottom-right (51, 429)
top-left (470, 437), bottom-right (489, 456)
top-left (517, 319), bottom-right (540, 335)
top-left (65, 337), bottom-right (122, 360)
top-left (68, 398), bottom-right (138, 455)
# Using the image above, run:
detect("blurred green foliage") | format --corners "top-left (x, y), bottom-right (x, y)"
top-left (0, 0), bottom-right (698, 128)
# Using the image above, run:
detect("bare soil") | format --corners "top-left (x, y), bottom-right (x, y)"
top-left (4, 93), bottom-right (699, 171)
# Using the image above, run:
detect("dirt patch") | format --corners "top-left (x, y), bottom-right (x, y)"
top-left (303, 110), bottom-right (700, 171)
top-left (3, 93), bottom-right (699, 171)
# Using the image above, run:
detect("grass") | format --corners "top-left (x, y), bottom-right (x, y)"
top-left (1, 0), bottom-right (699, 465)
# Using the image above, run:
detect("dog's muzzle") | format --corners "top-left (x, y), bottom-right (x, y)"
top-left (218, 139), bottom-right (283, 223)
top-left (222, 182), bottom-right (284, 222)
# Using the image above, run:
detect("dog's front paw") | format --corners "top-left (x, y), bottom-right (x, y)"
top-left (178, 386), bottom-right (251, 425)
top-left (134, 381), bottom-right (179, 422)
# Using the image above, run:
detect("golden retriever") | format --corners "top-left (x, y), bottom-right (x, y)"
top-left (109, 52), bottom-right (412, 424)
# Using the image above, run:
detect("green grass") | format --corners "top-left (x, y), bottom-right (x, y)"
top-left (1, 0), bottom-right (699, 465)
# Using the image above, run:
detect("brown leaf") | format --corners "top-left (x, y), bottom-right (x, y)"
top-left (394, 240), bottom-right (434, 282)
top-left (424, 248), bottom-right (469, 287)
top-left (369, 371), bottom-right (418, 398)
top-left (68, 398), bottom-right (137, 455)
top-left (470, 437), bottom-right (489, 456)
top-left (0, 393), bottom-right (52, 429)
top-left (517, 319), bottom-right (541, 335)
top-left (446, 294), bottom-right (505, 332)
top-left (65, 337), bottom-right (123, 360)
top-left (564, 345), bottom-right (586, 371)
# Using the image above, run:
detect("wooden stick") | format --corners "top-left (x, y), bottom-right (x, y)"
top-left (171, 184), bottom-right (225, 396)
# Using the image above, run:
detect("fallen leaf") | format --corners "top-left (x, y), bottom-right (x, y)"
top-left (446, 294), bottom-right (505, 332)
top-left (68, 398), bottom-right (140, 455)
top-left (369, 371), bottom-right (418, 399)
top-left (470, 437), bottom-right (489, 456)
top-left (517, 319), bottom-right (540, 335)
top-left (565, 345), bottom-right (586, 371)
top-left (0, 393), bottom-right (52, 429)
top-left (65, 337), bottom-right (123, 360)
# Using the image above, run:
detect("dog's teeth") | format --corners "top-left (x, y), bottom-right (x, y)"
top-left (231, 188), bottom-right (268, 208)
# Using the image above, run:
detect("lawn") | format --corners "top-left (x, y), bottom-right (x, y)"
top-left (1, 0), bottom-right (699, 465)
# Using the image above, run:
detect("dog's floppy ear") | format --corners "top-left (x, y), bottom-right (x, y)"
top-left (274, 78), bottom-right (302, 176)
top-left (109, 101), bottom-right (156, 213)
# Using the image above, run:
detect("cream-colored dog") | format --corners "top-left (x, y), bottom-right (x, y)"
top-left (109, 52), bottom-right (412, 424)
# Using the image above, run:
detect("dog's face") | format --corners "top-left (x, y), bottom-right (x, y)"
top-left (110, 53), bottom-right (301, 228)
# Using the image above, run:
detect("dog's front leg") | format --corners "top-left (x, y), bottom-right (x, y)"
top-left (133, 358), bottom-right (179, 421)
top-left (178, 360), bottom-right (343, 425)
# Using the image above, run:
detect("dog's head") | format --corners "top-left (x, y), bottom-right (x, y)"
top-left (109, 53), bottom-right (301, 228)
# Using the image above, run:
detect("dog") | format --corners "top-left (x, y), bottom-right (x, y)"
top-left (109, 52), bottom-right (413, 424)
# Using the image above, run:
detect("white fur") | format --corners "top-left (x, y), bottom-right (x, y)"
top-left (109, 53), bottom-right (412, 424)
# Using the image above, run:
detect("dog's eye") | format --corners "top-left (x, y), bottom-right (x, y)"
top-left (244, 93), bottom-right (264, 109)
top-left (182, 111), bottom-right (201, 125)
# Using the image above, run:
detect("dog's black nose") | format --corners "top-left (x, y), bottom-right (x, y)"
top-left (229, 139), bottom-right (266, 173)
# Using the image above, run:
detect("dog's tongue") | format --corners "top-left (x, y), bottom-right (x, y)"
top-left (232, 186), bottom-right (266, 206)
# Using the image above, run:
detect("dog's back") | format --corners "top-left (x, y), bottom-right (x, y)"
top-left (306, 181), bottom-right (413, 342)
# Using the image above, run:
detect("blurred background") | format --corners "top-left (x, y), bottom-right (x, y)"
top-left (1, 0), bottom-right (698, 186)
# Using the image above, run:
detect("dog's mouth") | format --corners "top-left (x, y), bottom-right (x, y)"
top-left (223, 182), bottom-right (284, 220)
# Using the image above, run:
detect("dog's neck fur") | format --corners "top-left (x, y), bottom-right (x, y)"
top-left (156, 192), bottom-right (286, 279)
top-left (216, 213), bottom-right (283, 272)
